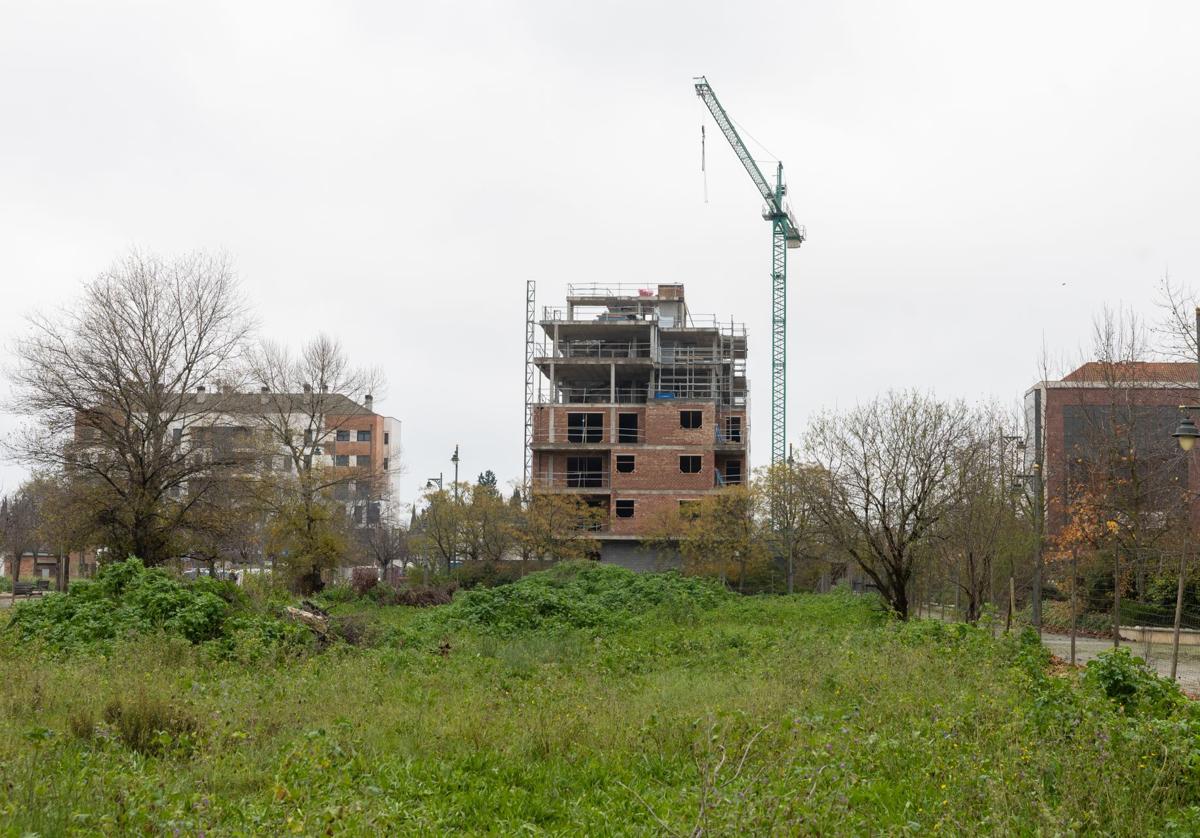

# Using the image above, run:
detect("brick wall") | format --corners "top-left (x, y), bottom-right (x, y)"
top-left (1042, 384), bottom-right (1200, 536)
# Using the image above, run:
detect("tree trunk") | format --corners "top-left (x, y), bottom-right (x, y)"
top-left (1171, 546), bottom-right (1187, 681)
top-left (1113, 548), bottom-right (1122, 649)
top-left (1070, 549), bottom-right (1078, 666)
top-left (60, 549), bottom-right (70, 592)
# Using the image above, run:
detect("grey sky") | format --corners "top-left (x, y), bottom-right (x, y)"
top-left (2, 1), bottom-right (1198, 507)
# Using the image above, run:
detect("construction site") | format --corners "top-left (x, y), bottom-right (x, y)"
top-left (525, 282), bottom-right (748, 568)
top-left (521, 78), bottom-right (802, 569)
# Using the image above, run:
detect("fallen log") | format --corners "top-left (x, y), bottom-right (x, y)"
top-left (284, 605), bottom-right (329, 637)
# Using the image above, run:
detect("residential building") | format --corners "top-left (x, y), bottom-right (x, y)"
top-left (1025, 361), bottom-right (1197, 540)
top-left (531, 283), bottom-right (748, 568)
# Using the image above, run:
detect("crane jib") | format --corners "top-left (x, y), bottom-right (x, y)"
top-left (692, 75), bottom-right (804, 468)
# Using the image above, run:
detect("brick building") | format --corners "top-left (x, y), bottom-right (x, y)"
top-left (1025, 361), bottom-right (1198, 539)
top-left (531, 283), bottom-right (748, 568)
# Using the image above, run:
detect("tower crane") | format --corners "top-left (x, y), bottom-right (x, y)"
top-left (694, 76), bottom-right (804, 466)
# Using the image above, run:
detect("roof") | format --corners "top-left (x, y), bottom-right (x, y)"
top-left (177, 391), bottom-right (376, 416)
top-left (1061, 362), bottom-right (1198, 384)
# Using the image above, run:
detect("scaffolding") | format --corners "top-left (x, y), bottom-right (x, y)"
top-left (523, 280), bottom-right (536, 494)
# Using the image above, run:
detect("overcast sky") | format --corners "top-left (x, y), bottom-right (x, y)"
top-left (2, 1), bottom-right (1199, 507)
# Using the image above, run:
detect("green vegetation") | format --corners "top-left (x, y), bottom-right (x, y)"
top-left (3, 563), bottom-right (1200, 834)
top-left (5, 558), bottom-right (310, 658)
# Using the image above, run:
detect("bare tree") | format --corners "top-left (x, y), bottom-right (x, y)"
top-left (805, 391), bottom-right (974, 619)
top-left (939, 416), bottom-right (1035, 622)
top-left (358, 500), bottom-right (410, 582)
top-left (0, 489), bottom-right (41, 589)
top-left (7, 252), bottom-right (252, 565)
top-left (246, 334), bottom-right (383, 593)
top-left (1154, 273), bottom-right (1198, 363)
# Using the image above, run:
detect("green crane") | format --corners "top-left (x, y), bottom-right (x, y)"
top-left (694, 76), bottom-right (804, 466)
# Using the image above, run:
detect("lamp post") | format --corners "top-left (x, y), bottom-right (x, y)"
top-left (425, 474), bottom-right (443, 491)
top-left (451, 445), bottom-right (460, 504)
top-left (1167, 306), bottom-right (1200, 681)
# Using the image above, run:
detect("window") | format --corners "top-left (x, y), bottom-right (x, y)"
top-left (172, 428), bottom-right (183, 446)
top-left (367, 502), bottom-right (381, 525)
top-left (353, 504), bottom-right (365, 524)
top-left (383, 457), bottom-right (389, 471)
top-left (304, 429), bottom-right (314, 444)
top-left (618, 412), bottom-right (640, 443)
top-left (615, 455), bottom-right (635, 473)
top-left (680, 410), bottom-right (702, 429)
top-left (566, 455), bottom-right (604, 487)
top-left (333, 483), bottom-right (350, 500)
top-left (567, 412), bottom-right (603, 443)
top-left (724, 416), bottom-right (742, 443)
top-left (357, 454), bottom-right (372, 468)
top-left (357, 430), bottom-right (371, 442)
top-left (336, 430), bottom-right (350, 442)
top-left (335, 454), bottom-right (350, 467)
top-left (615, 499), bottom-right (635, 518)
top-left (679, 455), bottom-right (702, 474)
top-left (355, 481), bottom-right (370, 498)
top-left (384, 432), bottom-right (390, 445)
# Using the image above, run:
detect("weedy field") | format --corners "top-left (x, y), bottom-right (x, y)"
top-left (2, 560), bottom-right (1200, 835)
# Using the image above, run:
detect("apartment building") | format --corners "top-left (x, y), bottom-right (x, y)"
top-left (177, 387), bottom-right (401, 518)
top-left (531, 283), bottom-right (748, 568)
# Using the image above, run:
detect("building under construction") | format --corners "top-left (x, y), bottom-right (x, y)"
top-left (529, 283), bottom-right (748, 568)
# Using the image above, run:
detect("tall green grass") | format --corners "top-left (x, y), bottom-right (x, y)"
top-left (1, 563), bottom-right (1198, 835)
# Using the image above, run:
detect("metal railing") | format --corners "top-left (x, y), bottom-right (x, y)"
top-left (541, 384), bottom-right (650, 405)
top-left (531, 470), bottom-right (610, 489)
top-left (551, 340), bottom-right (653, 359)
top-left (567, 283), bottom-right (660, 298)
top-left (531, 428), bottom-right (646, 444)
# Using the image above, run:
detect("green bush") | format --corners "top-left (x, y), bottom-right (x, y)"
top-left (1083, 648), bottom-right (1189, 716)
top-left (3, 557), bottom-right (303, 657)
top-left (425, 561), bottom-right (730, 636)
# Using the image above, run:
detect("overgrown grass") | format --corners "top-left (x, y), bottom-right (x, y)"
top-left (2, 563), bottom-right (1199, 834)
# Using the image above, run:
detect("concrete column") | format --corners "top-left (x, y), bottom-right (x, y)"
top-left (609, 363), bottom-right (617, 442)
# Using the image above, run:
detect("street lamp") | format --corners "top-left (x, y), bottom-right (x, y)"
top-left (451, 445), bottom-right (460, 504)
top-left (1173, 416), bottom-right (1200, 451)
top-left (1166, 306), bottom-right (1200, 681)
top-left (426, 474), bottom-right (443, 491)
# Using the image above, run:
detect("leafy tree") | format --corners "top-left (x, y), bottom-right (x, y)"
top-left (515, 494), bottom-right (602, 563)
top-left (756, 460), bottom-right (824, 594)
top-left (678, 486), bottom-right (770, 592)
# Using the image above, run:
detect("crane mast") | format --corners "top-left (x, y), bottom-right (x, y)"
top-left (694, 76), bottom-right (804, 466)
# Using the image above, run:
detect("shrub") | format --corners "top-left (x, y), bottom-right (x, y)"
top-left (4, 557), bottom-right (299, 656)
top-left (1083, 648), bottom-right (1188, 716)
top-left (320, 584), bottom-right (357, 604)
top-left (350, 567), bottom-right (379, 597)
top-left (103, 691), bottom-right (198, 756)
top-left (427, 561), bottom-right (729, 635)
top-left (455, 560), bottom-right (524, 590)
top-left (67, 707), bottom-right (96, 742)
